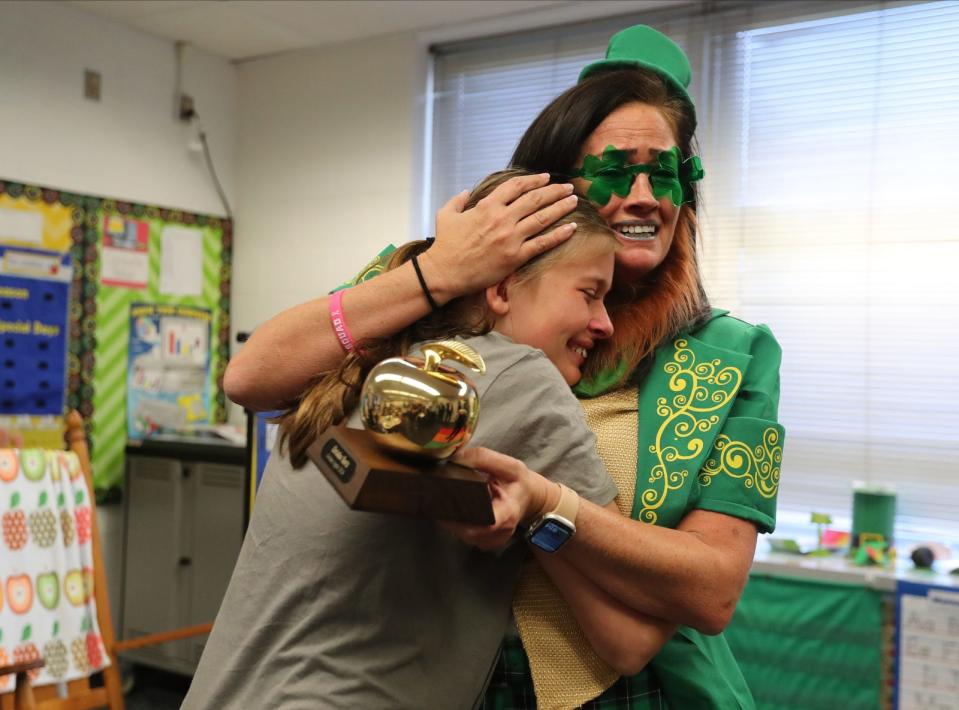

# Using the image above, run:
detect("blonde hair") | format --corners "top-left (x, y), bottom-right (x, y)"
top-left (276, 169), bottom-right (618, 468)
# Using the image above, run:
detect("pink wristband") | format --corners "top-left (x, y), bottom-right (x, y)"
top-left (329, 290), bottom-right (355, 353)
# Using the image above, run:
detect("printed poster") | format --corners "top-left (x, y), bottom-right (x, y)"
top-left (0, 191), bottom-right (73, 254)
top-left (100, 215), bottom-right (148, 289)
top-left (0, 246), bottom-right (71, 416)
top-left (126, 303), bottom-right (211, 439)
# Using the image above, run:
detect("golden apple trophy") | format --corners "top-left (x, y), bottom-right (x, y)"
top-left (308, 341), bottom-right (495, 524)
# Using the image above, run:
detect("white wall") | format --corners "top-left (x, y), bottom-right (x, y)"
top-left (226, 2), bottom-right (684, 351)
top-left (0, 0), bottom-right (430, 416)
top-left (0, 0), bottom-right (239, 633)
top-left (231, 31), bottom-right (427, 343)
top-left (0, 0), bottom-right (237, 216)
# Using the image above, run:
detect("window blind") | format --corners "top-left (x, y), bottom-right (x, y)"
top-left (430, 1), bottom-right (959, 541)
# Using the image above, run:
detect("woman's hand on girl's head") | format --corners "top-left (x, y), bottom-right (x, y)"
top-left (419, 175), bottom-right (579, 302)
top-left (439, 446), bottom-right (555, 551)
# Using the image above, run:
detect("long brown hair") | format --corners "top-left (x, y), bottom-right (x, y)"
top-left (512, 68), bottom-right (710, 383)
top-left (276, 169), bottom-right (618, 468)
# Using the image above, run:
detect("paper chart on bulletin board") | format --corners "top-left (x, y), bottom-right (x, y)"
top-left (126, 303), bottom-right (212, 439)
top-left (895, 580), bottom-right (959, 710)
top-left (92, 208), bottom-right (232, 489)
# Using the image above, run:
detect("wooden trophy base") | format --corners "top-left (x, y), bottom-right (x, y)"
top-left (307, 425), bottom-right (495, 525)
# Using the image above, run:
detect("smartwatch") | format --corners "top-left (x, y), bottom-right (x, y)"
top-left (526, 483), bottom-right (579, 553)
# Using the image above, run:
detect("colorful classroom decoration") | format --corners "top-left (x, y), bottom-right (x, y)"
top-left (99, 215), bottom-right (148, 289)
top-left (0, 246), bottom-right (71, 416)
top-left (0, 178), bottom-right (232, 490)
top-left (126, 304), bottom-right (213, 439)
top-left (0, 185), bottom-right (74, 253)
top-left (853, 539), bottom-right (889, 567)
top-left (810, 511), bottom-right (833, 557)
top-left (0, 181), bottom-right (90, 450)
top-left (92, 206), bottom-right (230, 489)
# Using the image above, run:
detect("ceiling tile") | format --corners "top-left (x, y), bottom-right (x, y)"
top-left (238, 0), bottom-right (573, 47)
top-left (65, 0), bottom-right (618, 61)
top-left (116, 3), bottom-right (312, 60)
top-left (67, 1), bottom-right (209, 22)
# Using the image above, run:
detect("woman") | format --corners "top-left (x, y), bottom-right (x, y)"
top-left (184, 172), bottom-right (622, 709)
top-left (471, 26), bottom-right (784, 710)
top-left (227, 25), bottom-right (783, 709)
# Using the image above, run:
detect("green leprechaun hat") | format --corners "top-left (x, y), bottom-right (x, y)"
top-left (579, 24), bottom-right (696, 122)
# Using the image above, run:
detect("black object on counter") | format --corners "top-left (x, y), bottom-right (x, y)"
top-left (910, 546), bottom-right (935, 569)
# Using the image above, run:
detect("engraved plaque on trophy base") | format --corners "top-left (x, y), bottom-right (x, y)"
top-left (307, 425), bottom-right (495, 525)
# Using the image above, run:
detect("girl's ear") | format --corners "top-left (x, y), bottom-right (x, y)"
top-left (485, 276), bottom-right (514, 317)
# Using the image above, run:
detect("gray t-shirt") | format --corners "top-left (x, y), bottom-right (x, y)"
top-left (183, 332), bottom-right (617, 709)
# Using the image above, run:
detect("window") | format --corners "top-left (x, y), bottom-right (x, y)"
top-left (430, 1), bottom-right (959, 541)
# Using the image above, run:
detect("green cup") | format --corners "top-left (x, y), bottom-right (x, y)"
top-left (851, 482), bottom-right (896, 549)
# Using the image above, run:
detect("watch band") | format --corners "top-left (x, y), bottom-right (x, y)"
top-left (551, 483), bottom-right (579, 526)
top-left (525, 484), bottom-right (580, 553)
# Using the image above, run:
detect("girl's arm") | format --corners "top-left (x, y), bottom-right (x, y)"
top-left (535, 537), bottom-right (677, 676)
top-left (225, 176), bottom-right (579, 411)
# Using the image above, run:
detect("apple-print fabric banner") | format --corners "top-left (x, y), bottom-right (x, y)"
top-left (0, 449), bottom-right (109, 690)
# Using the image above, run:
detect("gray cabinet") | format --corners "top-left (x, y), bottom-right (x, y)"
top-left (121, 439), bottom-right (245, 674)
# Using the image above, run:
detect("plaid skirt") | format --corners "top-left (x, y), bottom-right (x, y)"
top-left (482, 637), bottom-right (665, 710)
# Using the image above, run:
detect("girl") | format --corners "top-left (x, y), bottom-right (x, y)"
top-left (183, 170), bottom-right (622, 709)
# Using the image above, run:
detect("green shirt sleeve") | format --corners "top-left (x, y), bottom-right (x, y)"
top-left (330, 244), bottom-right (397, 293)
top-left (694, 319), bottom-right (784, 533)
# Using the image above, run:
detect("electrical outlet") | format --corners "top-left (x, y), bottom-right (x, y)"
top-left (84, 70), bottom-right (101, 101)
top-left (179, 93), bottom-right (195, 121)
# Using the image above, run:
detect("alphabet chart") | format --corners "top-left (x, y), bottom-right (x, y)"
top-left (895, 580), bottom-right (959, 710)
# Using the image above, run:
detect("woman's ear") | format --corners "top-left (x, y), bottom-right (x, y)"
top-left (485, 276), bottom-right (514, 317)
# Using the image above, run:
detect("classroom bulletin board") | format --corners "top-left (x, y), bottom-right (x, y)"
top-left (0, 178), bottom-right (232, 490)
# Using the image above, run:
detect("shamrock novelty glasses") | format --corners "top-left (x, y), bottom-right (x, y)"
top-left (571, 145), bottom-right (704, 207)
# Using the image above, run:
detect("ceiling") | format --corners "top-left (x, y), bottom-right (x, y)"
top-left (65, 0), bottom-right (626, 62)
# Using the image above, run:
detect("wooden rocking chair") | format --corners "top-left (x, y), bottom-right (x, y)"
top-left (0, 412), bottom-right (212, 710)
